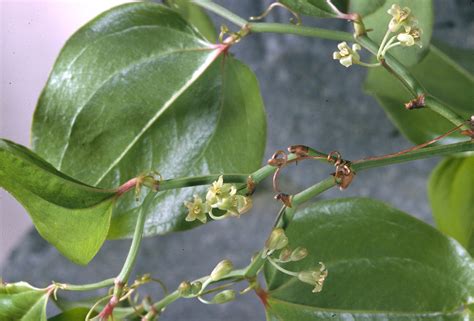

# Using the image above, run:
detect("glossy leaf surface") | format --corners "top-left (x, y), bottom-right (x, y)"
top-left (164, 0), bottom-right (217, 42)
top-left (0, 139), bottom-right (116, 264)
top-left (0, 282), bottom-right (49, 321)
top-left (365, 45), bottom-right (474, 144)
top-left (278, 0), bottom-right (348, 18)
top-left (264, 198), bottom-right (474, 320)
top-left (349, 0), bottom-right (386, 16)
top-left (361, 0), bottom-right (433, 66)
top-left (429, 157), bottom-right (474, 255)
top-left (31, 3), bottom-right (266, 239)
top-left (48, 308), bottom-right (92, 321)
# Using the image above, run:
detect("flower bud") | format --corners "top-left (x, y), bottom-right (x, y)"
top-left (191, 281), bottom-right (203, 295)
top-left (210, 290), bottom-right (236, 304)
top-left (278, 247), bottom-right (292, 263)
top-left (210, 259), bottom-right (233, 281)
top-left (178, 281), bottom-right (192, 297)
top-left (264, 228), bottom-right (288, 255)
top-left (290, 247), bottom-right (308, 261)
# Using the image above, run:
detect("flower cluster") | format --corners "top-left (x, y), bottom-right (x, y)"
top-left (184, 176), bottom-right (252, 223)
top-left (262, 228), bottom-right (328, 293)
top-left (333, 4), bottom-right (423, 68)
top-left (387, 4), bottom-right (422, 48)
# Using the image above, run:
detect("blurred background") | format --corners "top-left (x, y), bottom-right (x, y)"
top-left (1, 0), bottom-right (135, 267)
top-left (1, 0), bottom-right (473, 320)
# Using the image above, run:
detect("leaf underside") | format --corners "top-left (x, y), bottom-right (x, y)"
top-left (0, 139), bottom-right (115, 264)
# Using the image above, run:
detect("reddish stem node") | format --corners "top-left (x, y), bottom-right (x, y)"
top-left (116, 177), bottom-right (138, 197)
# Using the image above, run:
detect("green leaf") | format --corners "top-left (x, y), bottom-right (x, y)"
top-left (433, 41), bottom-right (474, 74)
top-left (164, 0), bottom-right (217, 42)
top-left (361, 0), bottom-right (433, 66)
top-left (31, 2), bottom-right (266, 239)
top-left (0, 139), bottom-right (116, 264)
top-left (365, 44), bottom-right (474, 144)
top-left (429, 157), bottom-right (474, 255)
top-left (264, 198), bottom-right (474, 320)
top-left (349, 0), bottom-right (386, 17)
top-left (0, 282), bottom-right (49, 321)
top-left (55, 295), bottom-right (136, 320)
top-left (48, 308), bottom-right (94, 321)
top-left (278, 0), bottom-right (348, 18)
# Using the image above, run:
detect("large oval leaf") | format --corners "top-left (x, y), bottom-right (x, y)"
top-left (264, 198), bottom-right (474, 320)
top-left (0, 282), bottom-right (49, 321)
top-left (361, 0), bottom-right (433, 66)
top-left (0, 139), bottom-right (115, 264)
top-left (429, 157), bottom-right (474, 255)
top-left (31, 3), bottom-right (266, 239)
top-left (365, 44), bottom-right (474, 144)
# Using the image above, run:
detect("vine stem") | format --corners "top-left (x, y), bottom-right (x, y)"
top-left (55, 278), bottom-right (115, 292)
top-left (244, 140), bottom-right (474, 278)
top-left (117, 140), bottom-right (473, 200)
top-left (148, 269), bottom-right (246, 314)
top-left (191, 0), bottom-right (469, 131)
top-left (97, 197), bottom-right (148, 319)
top-left (355, 35), bottom-right (468, 130)
top-left (249, 23), bottom-right (353, 41)
top-left (191, 0), bottom-right (353, 41)
top-left (190, 0), bottom-right (247, 27)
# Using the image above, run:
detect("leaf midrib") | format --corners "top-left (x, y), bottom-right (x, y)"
top-left (93, 48), bottom-right (223, 186)
top-left (55, 24), bottom-right (212, 170)
top-left (268, 256), bottom-right (470, 296)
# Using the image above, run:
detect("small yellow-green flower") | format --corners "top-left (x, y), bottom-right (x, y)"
top-left (184, 195), bottom-right (210, 223)
top-left (333, 42), bottom-right (361, 68)
top-left (206, 175), bottom-right (237, 207)
top-left (297, 262), bottom-right (328, 293)
top-left (206, 176), bottom-right (252, 217)
top-left (387, 4), bottom-right (416, 32)
top-left (397, 25), bottom-right (423, 47)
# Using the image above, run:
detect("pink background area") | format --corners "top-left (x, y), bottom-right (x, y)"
top-left (0, 0), bottom-right (134, 268)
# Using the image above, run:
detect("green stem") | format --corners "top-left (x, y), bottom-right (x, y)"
top-left (357, 61), bottom-right (382, 68)
top-left (151, 269), bottom-right (246, 312)
top-left (245, 139), bottom-right (474, 278)
top-left (192, 0), bottom-right (353, 42)
top-left (192, 1), bottom-right (467, 130)
top-left (357, 35), bottom-right (421, 97)
top-left (291, 178), bottom-right (336, 208)
top-left (267, 257), bottom-right (298, 277)
top-left (117, 203), bottom-right (147, 283)
top-left (356, 35), bottom-right (468, 129)
top-left (424, 96), bottom-right (469, 130)
top-left (56, 278), bottom-right (115, 292)
top-left (160, 174), bottom-right (248, 191)
top-left (352, 140), bottom-right (473, 171)
top-left (104, 199), bottom-right (148, 307)
top-left (249, 22), bottom-right (353, 41)
top-left (377, 29), bottom-right (392, 58)
top-left (190, 0), bottom-right (248, 27)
